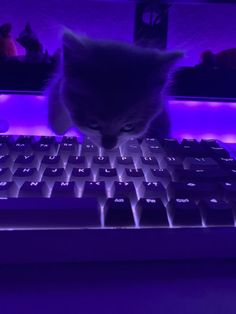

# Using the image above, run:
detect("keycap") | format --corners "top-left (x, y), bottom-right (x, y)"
top-left (220, 182), bottom-right (236, 201)
top-left (104, 198), bottom-right (134, 227)
top-left (0, 168), bottom-right (12, 181)
top-left (122, 168), bottom-right (145, 188)
top-left (201, 139), bottom-right (219, 148)
top-left (42, 168), bottom-right (67, 185)
top-left (0, 181), bottom-right (18, 198)
top-left (13, 168), bottom-right (40, 185)
top-left (0, 155), bottom-right (13, 168)
top-left (141, 144), bottom-right (164, 158)
top-left (167, 198), bottom-right (202, 226)
top-left (199, 199), bottom-right (234, 226)
top-left (168, 182), bottom-right (221, 200)
top-left (111, 181), bottom-right (137, 203)
top-left (81, 141), bottom-right (99, 156)
top-left (61, 136), bottom-right (78, 144)
top-left (146, 168), bottom-right (171, 187)
top-left (92, 156), bottom-right (111, 170)
top-left (33, 142), bottom-right (58, 156)
top-left (142, 138), bottom-right (160, 147)
top-left (181, 139), bottom-right (199, 147)
top-left (70, 168), bottom-right (93, 186)
top-left (136, 198), bottom-right (169, 226)
top-left (40, 155), bottom-right (64, 171)
top-left (11, 143), bottom-right (33, 156)
top-left (115, 156), bottom-right (135, 175)
top-left (0, 135), bottom-right (14, 144)
top-left (101, 147), bottom-right (120, 164)
top-left (139, 182), bottom-right (167, 202)
top-left (0, 143), bottom-right (9, 155)
top-left (58, 143), bottom-right (79, 158)
top-left (82, 181), bottom-right (107, 204)
top-left (183, 157), bottom-right (218, 170)
top-left (38, 136), bottom-right (57, 144)
top-left (19, 181), bottom-right (50, 197)
top-left (136, 156), bottom-right (159, 171)
top-left (207, 147), bottom-right (230, 159)
top-left (13, 155), bottom-right (40, 171)
top-left (16, 135), bottom-right (35, 144)
top-left (51, 181), bottom-right (79, 198)
top-left (0, 198), bottom-right (101, 227)
top-left (160, 156), bottom-right (183, 171)
top-left (159, 138), bottom-right (180, 155)
top-left (173, 169), bottom-right (229, 183)
top-left (217, 158), bottom-right (236, 170)
top-left (178, 145), bottom-right (208, 158)
top-left (97, 168), bottom-right (118, 186)
top-left (121, 140), bottom-right (142, 159)
top-left (66, 156), bottom-right (87, 173)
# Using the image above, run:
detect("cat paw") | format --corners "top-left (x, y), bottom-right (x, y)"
top-left (48, 115), bottom-right (72, 135)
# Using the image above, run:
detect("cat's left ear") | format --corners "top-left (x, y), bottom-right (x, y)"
top-left (157, 51), bottom-right (184, 72)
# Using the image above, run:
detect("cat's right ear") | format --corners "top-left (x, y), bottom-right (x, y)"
top-left (62, 31), bottom-right (88, 73)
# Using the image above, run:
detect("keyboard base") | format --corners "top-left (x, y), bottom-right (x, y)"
top-left (1, 227), bottom-right (236, 264)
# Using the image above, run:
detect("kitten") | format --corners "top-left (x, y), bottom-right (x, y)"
top-left (47, 31), bottom-right (182, 149)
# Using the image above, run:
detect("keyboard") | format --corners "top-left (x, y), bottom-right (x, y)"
top-left (0, 134), bottom-right (236, 263)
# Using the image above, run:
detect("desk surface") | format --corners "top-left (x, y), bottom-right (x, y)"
top-left (0, 260), bottom-right (236, 314)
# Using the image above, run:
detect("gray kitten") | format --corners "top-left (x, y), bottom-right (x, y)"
top-left (47, 31), bottom-right (182, 149)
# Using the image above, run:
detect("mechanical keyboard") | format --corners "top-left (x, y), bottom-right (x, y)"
top-left (0, 134), bottom-right (236, 263)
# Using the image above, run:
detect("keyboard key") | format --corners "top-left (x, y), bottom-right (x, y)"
top-left (82, 181), bottom-right (107, 204)
top-left (51, 181), bottom-right (79, 198)
top-left (139, 182), bottom-right (167, 202)
top-left (0, 155), bottom-right (13, 168)
top-left (40, 155), bottom-right (64, 171)
top-left (167, 198), bottom-right (202, 226)
top-left (0, 143), bottom-right (9, 155)
top-left (199, 199), bottom-right (234, 226)
top-left (66, 156), bottom-right (87, 173)
top-left (217, 158), bottom-right (236, 170)
top-left (0, 181), bottom-right (18, 198)
top-left (70, 168), bottom-right (93, 186)
top-left (14, 155), bottom-right (40, 171)
top-left (136, 156), bottom-right (159, 171)
top-left (146, 168), bottom-right (171, 187)
top-left (122, 168), bottom-right (145, 188)
top-left (183, 157), bottom-right (218, 170)
top-left (97, 168), bottom-right (118, 186)
top-left (38, 136), bottom-right (57, 144)
top-left (159, 138), bottom-right (180, 155)
top-left (42, 168), bottom-right (67, 184)
top-left (0, 198), bottom-right (101, 227)
top-left (220, 182), bottom-right (236, 201)
top-left (173, 169), bottom-right (229, 183)
top-left (101, 147), bottom-right (120, 164)
top-left (11, 143), bottom-right (33, 156)
top-left (13, 168), bottom-right (39, 185)
top-left (178, 145), bottom-right (208, 158)
top-left (136, 198), bottom-right (169, 226)
top-left (0, 135), bottom-right (14, 144)
top-left (168, 181), bottom-right (221, 200)
top-left (104, 198), bottom-right (134, 227)
top-left (16, 135), bottom-right (35, 144)
top-left (121, 140), bottom-right (142, 159)
top-left (58, 143), bottom-right (79, 158)
top-left (19, 181), bottom-right (50, 197)
top-left (160, 156), bottom-right (183, 171)
top-left (61, 136), bottom-right (78, 144)
top-left (142, 138), bottom-right (160, 147)
top-left (111, 181), bottom-right (137, 203)
top-left (33, 143), bottom-right (58, 156)
top-left (115, 156), bottom-right (135, 175)
top-left (92, 156), bottom-right (111, 169)
top-left (142, 144), bottom-right (164, 158)
top-left (0, 168), bottom-right (12, 181)
top-left (81, 141), bottom-right (99, 156)
top-left (207, 147), bottom-right (230, 159)
top-left (181, 139), bottom-right (199, 147)
top-left (201, 139), bottom-right (219, 148)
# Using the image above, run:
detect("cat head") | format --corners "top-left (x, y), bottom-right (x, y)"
top-left (61, 31), bottom-right (182, 149)
top-left (16, 23), bottom-right (42, 52)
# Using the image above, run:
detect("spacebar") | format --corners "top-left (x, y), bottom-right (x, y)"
top-left (0, 198), bottom-right (101, 228)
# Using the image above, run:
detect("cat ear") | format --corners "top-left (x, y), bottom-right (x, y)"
top-left (62, 31), bottom-right (88, 70)
top-left (156, 51), bottom-right (183, 72)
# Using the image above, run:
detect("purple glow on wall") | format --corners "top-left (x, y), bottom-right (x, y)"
top-left (0, 94), bottom-right (235, 142)
top-left (1, 1), bottom-right (236, 65)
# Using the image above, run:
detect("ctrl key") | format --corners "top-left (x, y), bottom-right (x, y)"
top-left (0, 198), bottom-right (101, 228)
top-left (104, 198), bottom-right (134, 227)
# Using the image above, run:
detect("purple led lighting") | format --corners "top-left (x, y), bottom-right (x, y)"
top-left (0, 95), bottom-right (235, 142)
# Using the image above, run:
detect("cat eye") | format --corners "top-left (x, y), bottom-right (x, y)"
top-left (121, 124), bottom-right (135, 132)
top-left (88, 120), bottom-right (100, 130)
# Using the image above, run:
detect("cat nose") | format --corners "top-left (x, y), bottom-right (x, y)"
top-left (101, 135), bottom-right (117, 149)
